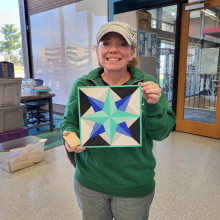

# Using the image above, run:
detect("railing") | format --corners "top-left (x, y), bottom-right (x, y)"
top-left (184, 73), bottom-right (218, 110)
top-left (158, 73), bottom-right (173, 103)
top-left (159, 72), bottom-right (218, 110)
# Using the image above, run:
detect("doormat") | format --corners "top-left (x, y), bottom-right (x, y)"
top-left (28, 114), bottom-right (63, 150)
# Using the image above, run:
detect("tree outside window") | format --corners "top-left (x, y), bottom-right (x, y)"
top-left (0, 0), bottom-right (24, 78)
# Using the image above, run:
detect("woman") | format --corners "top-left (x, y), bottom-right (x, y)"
top-left (60, 21), bottom-right (176, 220)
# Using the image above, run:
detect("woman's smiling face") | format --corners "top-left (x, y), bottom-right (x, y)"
top-left (96, 32), bottom-right (135, 72)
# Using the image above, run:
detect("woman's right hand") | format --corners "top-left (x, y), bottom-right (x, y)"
top-left (63, 131), bottom-right (86, 153)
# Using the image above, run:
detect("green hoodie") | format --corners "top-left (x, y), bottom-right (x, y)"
top-left (60, 66), bottom-right (176, 198)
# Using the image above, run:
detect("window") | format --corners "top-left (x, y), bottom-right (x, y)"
top-left (0, 0), bottom-right (25, 78)
top-left (148, 5), bottom-right (177, 105)
top-left (30, 0), bottom-right (107, 105)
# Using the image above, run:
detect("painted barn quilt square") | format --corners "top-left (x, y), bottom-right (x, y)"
top-left (78, 85), bottom-right (142, 148)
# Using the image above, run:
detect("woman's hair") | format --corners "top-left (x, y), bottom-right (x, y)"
top-left (128, 58), bottom-right (138, 67)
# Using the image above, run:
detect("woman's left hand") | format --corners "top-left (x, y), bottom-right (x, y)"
top-left (138, 81), bottom-right (162, 104)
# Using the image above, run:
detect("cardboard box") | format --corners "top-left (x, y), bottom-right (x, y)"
top-left (114, 10), bottom-right (151, 31)
top-left (0, 78), bottom-right (22, 107)
top-left (0, 136), bottom-right (45, 172)
top-left (0, 104), bottom-right (24, 133)
top-left (0, 61), bottom-right (14, 78)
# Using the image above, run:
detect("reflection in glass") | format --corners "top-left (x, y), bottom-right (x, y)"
top-left (184, 7), bottom-right (220, 124)
top-left (148, 5), bottom-right (177, 106)
top-left (150, 5), bottom-right (177, 33)
top-left (30, 0), bottom-right (107, 105)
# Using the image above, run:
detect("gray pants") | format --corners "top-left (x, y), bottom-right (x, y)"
top-left (74, 177), bottom-right (154, 220)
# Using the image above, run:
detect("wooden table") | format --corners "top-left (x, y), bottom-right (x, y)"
top-left (21, 93), bottom-right (55, 131)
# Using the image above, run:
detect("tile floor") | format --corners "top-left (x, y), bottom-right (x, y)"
top-left (0, 131), bottom-right (220, 220)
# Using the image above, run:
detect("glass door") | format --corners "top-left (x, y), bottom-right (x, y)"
top-left (176, 1), bottom-right (220, 138)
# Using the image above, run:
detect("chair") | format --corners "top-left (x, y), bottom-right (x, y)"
top-left (26, 79), bottom-right (48, 130)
